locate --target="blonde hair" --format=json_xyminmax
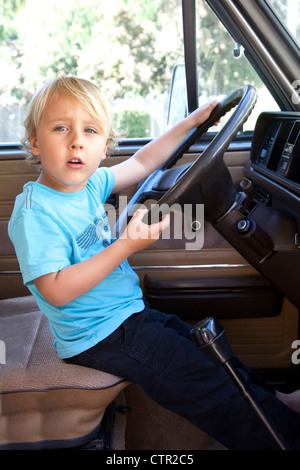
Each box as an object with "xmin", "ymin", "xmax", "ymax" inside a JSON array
[{"xmin": 23, "ymin": 76, "xmax": 123, "ymax": 165}]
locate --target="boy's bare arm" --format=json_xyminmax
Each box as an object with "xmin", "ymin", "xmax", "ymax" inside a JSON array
[
  {"xmin": 111, "ymin": 100, "xmax": 219, "ymax": 193},
  {"xmin": 33, "ymin": 210, "xmax": 170, "ymax": 306}
]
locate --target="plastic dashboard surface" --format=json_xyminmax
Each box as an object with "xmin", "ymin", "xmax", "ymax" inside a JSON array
[
  {"xmin": 227, "ymin": 111, "xmax": 300, "ymax": 308},
  {"xmin": 249, "ymin": 112, "xmax": 300, "ymax": 198}
]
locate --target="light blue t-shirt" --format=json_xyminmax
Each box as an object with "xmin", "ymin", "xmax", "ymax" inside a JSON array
[{"xmin": 8, "ymin": 167, "xmax": 144, "ymax": 358}]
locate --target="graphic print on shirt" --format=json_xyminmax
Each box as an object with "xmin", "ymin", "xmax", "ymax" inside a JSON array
[{"xmin": 76, "ymin": 216, "xmax": 110, "ymax": 249}]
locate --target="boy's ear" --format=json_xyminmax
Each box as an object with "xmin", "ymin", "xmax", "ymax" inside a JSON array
[
  {"xmin": 101, "ymin": 140, "xmax": 109, "ymax": 160},
  {"xmin": 30, "ymin": 135, "xmax": 39, "ymax": 155}
]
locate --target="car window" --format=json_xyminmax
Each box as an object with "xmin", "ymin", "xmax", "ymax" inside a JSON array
[
  {"xmin": 195, "ymin": 1, "xmax": 279, "ymax": 134},
  {"xmin": 0, "ymin": 0, "xmax": 184, "ymax": 143},
  {"xmin": 0, "ymin": 0, "xmax": 296, "ymax": 144}
]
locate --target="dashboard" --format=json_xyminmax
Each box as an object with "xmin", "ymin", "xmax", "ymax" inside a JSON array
[
  {"xmin": 248, "ymin": 112, "xmax": 300, "ymax": 201},
  {"xmin": 216, "ymin": 112, "xmax": 300, "ymax": 308}
]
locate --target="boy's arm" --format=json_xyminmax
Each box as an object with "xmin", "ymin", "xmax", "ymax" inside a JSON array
[
  {"xmin": 111, "ymin": 100, "xmax": 219, "ymax": 193},
  {"xmin": 33, "ymin": 209, "xmax": 169, "ymax": 307}
]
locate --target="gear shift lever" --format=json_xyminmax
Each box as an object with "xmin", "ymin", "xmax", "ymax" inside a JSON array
[{"xmin": 191, "ymin": 317, "xmax": 287, "ymax": 450}]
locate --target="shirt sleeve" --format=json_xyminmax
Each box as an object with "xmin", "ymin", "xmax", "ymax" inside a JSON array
[
  {"xmin": 92, "ymin": 166, "xmax": 116, "ymax": 203},
  {"xmin": 11, "ymin": 209, "xmax": 72, "ymax": 286}
]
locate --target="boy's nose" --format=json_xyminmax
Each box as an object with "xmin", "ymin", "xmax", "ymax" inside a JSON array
[
  {"xmin": 70, "ymin": 133, "xmax": 83, "ymax": 150},
  {"xmin": 71, "ymin": 142, "xmax": 83, "ymax": 150}
]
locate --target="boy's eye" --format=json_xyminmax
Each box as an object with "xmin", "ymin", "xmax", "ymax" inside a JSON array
[
  {"xmin": 54, "ymin": 126, "xmax": 67, "ymax": 131},
  {"xmin": 85, "ymin": 128, "xmax": 97, "ymax": 134}
]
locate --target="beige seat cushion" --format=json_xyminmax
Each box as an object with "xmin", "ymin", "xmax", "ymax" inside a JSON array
[{"xmin": 0, "ymin": 296, "xmax": 128, "ymax": 449}]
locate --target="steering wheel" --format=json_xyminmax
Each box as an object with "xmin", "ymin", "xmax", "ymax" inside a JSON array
[{"xmin": 116, "ymin": 85, "xmax": 257, "ymax": 234}]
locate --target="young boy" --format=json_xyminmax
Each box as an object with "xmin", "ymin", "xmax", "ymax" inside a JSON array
[{"xmin": 8, "ymin": 76, "xmax": 300, "ymax": 450}]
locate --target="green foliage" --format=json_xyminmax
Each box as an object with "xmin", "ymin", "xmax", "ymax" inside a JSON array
[
  {"xmin": 0, "ymin": 0, "xmax": 182, "ymax": 108},
  {"xmin": 0, "ymin": 0, "xmax": 26, "ymax": 20},
  {"xmin": 0, "ymin": 0, "xmax": 274, "ymax": 138},
  {"xmin": 114, "ymin": 109, "xmax": 150, "ymax": 138}
]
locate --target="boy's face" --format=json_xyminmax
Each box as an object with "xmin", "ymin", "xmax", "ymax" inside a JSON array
[{"xmin": 30, "ymin": 93, "xmax": 108, "ymax": 192}]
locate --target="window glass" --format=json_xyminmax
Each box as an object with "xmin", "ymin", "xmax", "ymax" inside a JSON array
[
  {"xmin": 1, "ymin": 0, "xmax": 297, "ymax": 144},
  {"xmin": 195, "ymin": 0, "xmax": 279, "ymax": 133},
  {"xmin": 0, "ymin": 0, "xmax": 184, "ymax": 142}
]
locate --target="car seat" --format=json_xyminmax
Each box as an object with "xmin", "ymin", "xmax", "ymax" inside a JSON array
[{"xmin": 0, "ymin": 295, "xmax": 129, "ymax": 450}]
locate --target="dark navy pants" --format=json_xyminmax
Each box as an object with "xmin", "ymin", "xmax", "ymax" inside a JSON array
[{"xmin": 65, "ymin": 304, "xmax": 300, "ymax": 450}]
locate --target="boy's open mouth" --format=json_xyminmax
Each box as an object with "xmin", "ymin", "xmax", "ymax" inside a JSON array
[{"xmin": 67, "ymin": 158, "xmax": 84, "ymax": 168}]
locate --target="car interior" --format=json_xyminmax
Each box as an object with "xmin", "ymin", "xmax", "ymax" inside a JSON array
[{"xmin": 0, "ymin": 0, "xmax": 300, "ymax": 451}]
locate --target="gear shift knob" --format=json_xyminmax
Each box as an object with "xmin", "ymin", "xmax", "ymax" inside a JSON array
[{"xmin": 191, "ymin": 317, "xmax": 233, "ymax": 365}]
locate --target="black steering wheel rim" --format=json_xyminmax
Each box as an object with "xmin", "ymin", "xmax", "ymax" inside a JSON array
[{"xmin": 116, "ymin": 85, "xmax": 257, "ymax": 233}]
